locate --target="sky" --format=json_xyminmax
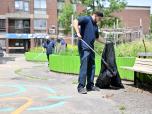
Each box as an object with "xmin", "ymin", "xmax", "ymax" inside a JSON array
[{"xmin": 127, "ymin": 0, "xmax": 152, "ymax": 13}]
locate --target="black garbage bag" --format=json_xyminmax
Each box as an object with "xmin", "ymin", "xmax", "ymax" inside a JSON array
[{"xmin": 95, "ymin": 42, "xmax": 124, "ymax": 89}]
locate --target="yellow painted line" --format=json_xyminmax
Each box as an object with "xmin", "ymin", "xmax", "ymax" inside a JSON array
[{"xmin": 0, "ymin": 97, "xmax": 33, "ymax": 114}]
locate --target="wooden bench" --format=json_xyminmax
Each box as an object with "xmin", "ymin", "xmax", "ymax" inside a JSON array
[
  {"xmin": 138, "ymin": 52, "xmax": 152, "ymax": 58},
  {"xmin": 121, "ymin": 58, "xmax": 152, "ymax": 86}
]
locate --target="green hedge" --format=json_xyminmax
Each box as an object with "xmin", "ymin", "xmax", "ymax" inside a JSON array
[
  {"xmin": 25, "ymin": 52, "xmax": 47, "ymax": 62},
  {"xmin": 49, "ymin": 55, "xmax": 101, "ymax": 76},
  {"xmin": 49, "ymin": 55, "xmax": 135, "ymax": 80},
  {"xmin": 25, "ymin": 52, "xmax": 135, "ymax": 80}
]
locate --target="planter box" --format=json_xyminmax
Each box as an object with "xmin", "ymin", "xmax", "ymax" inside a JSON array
[
  {"xmin": 50, "ymin": 55, "xmax": 135, "ymax": 80},
  {"xmin": 25, "ymin": 52, "xmax": 47, "ymax": 62},
  {"xmin": 25, "ymin": 52, "xmax": 136, "ymax": 80}
]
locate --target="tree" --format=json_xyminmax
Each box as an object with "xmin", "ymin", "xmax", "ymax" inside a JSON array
[
  {"xmin": 79, "ymin": 0, "xmax": 127, "ymax": 27},
  {"xmin": 58, "ymin": 3, "xmax": 74, "ymax": 35}
]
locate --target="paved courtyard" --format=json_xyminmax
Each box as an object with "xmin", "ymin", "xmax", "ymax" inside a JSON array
[{"xmin": 0, "ymin": 54, "xmax": 152, "ymax": 114}]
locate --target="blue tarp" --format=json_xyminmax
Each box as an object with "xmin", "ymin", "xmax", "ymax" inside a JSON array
[
  {"xmin": 6, "ymin": 33, "xmax": 49, "ymax": 39},
  {"xmin": 6, "ymin": 33, "xmax": 29, "ymax": 39}
]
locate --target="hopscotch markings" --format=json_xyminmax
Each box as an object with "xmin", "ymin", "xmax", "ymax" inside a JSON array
[
  {"xmin": 0, "ymin": 97, "xmax": 33, "ymax": 114},
  {"xmin": 27, "ymin": 101, "xmax": 65, "ymax": 111},
  {"xmin": 0, "ymin": 84, "xmax": 71, "ymax": 112},
  {"xmin": 0, "ymin": 85, "xmax": 26, "ymax": 97}
]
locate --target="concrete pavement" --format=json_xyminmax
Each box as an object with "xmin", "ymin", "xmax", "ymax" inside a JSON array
[{"xmin": 0, "ymin": 54, "xmax": 152, "ymax": 114}]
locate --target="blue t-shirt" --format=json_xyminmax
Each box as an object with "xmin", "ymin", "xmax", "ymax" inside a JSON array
[{"xmin": 78, "ymin": 16, "xmax": 99, "ymax": 50}]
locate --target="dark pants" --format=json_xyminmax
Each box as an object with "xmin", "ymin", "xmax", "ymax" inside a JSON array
[
  {"xmin": 78, "ymin": 49, "xmax": 95, "ymax": 89},
  {"xmin": 46, "ymin": 54, "xmax": 50, "ymax": 66},
  {"xmin": 47, "ymin": 54, "xmax": 50, "ymax": 62}
]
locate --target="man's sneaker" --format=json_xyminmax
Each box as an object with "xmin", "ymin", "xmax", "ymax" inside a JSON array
[
  {"xmin": 87, "ymin": 86, "xmax": 100, "ymax": 91},
  {"xmin": 78, "ymin": 88, "xmax": 87, "ymax": 94}
]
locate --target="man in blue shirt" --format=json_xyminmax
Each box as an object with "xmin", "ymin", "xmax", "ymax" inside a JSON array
[{"xmin": 74, "ymin": 11, "xmax": 104, "ymax": 94}]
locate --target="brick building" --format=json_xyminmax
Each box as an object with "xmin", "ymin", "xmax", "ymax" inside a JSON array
[
  {"xmin": 0, "ymin": 0, "xmax": 57, "ymax": 53},
  {"xmin": 113, "ymin": 6, "xmax": 151, "ymax": 34}
]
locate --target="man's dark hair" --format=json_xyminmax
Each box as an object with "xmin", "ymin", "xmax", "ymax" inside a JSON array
[{"xmin": 93, "ymin": 11, "xmax": 104, "ymax": 17}]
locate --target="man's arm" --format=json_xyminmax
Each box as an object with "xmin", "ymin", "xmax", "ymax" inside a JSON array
[
  {"xmin": 95, "ymin": 27, "xmax": 105, "ymax": 44},
  {"xmin": 73, "ymin": 19, "xmax": 81, "ymax": 39}
]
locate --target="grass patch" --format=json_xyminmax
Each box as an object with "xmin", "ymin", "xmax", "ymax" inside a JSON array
[
  {"xmin": 119, "ymin": 105, "xmax": 126, "ymax": 111},
  {"xmin": 72, "ymin": 80, "xmax": 78, "ymax": 84},
  {"xmin": 14, "ymin": 69, "xmax": 22, "ymax": 75},
  {"xmin": 119, "ymin": 105, "xmax": 126, "ymax": 114}
]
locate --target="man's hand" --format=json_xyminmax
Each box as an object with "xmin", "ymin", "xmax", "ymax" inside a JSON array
[{"xmin": 77, "ymin": 33, "xmax": 82, "ymax": 40}]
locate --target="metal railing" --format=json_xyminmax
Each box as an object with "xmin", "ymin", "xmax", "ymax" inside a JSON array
[{"xmin": 8, "ymin": 26, "xmax": 30, "ymax": 33}]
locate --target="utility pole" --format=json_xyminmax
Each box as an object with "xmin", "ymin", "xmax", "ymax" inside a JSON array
[{"xmin": 71, "ymin": 14, "xmax": 74, "ymax": 46}]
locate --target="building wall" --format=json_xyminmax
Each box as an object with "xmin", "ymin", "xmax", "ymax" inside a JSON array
[
  {"xmin": 0, "ymin": 0, "xmax": 12, "ymax": 14},
  {"xmin": 47, "ymin": 0, "xmax": 58, "ymax": 33},
  {"xmin": 0, "ymin": 0, "xmax": 58, "ymax": 33},
  {"xmin": 0, "ymin": 0, "xmax": 58, "ymax": 53},
  {"xmin": 113, "ymin": 6, "xmax": 151, "ymax": 34}
]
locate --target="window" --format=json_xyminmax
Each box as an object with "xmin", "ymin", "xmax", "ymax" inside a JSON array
[
  {"xmin": 34, "ymin": 9, "xmax": 46, "ymax": 15},
  {"xmin": 23, "ymin": 21, "xmax": 30, "ymax": 28},
  {"xmin": 15, "ymin": 1, "xmax": 23, "ymax": 10},
  {"xmin": 41, "ymin": 0, "xmax": 46, "ymax": 8},
  {"xmin": 34, "ymin": 0, "xmax": 46, "ymax": 9},
  {"xmin": 34, "ymin": 0, "xmax": 40, "ymax": 8},
  {"xmin": 15, "ymin": 0, "xmax": 29, "ymax": 12},
  {"xmin": 15, "ymin": 20, "xmax": 23, "ymax": 29},
  {"xmin": 8, "ymin": 19, "xmax": 30, "ymax": 33},
  {"xmin": 0, "ymin": 19, "xmax": 6, "ymax": 32},
  {"xmin": 24, "ymin": 2, "xmax": 29, "ymax": 11},
  {"xmin": 34, "ymin": 19, "xmax": 47, "ymax": 29},
  {"xmin": 34, "ymin": 0, "xmax": 46, "ymax": 14}
]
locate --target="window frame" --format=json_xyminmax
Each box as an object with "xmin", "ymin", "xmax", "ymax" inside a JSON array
[
  {"xmin": 34, "ymin": 19, "xmax": 47, "ymax": 30},
  {"xmin": 34, "ymin": 0, "xmax": 46, "ymax": 14},
  {"xmin": 0, "ymin": 19, "xmax": 6, "ymax": 32},
  {"xmin": 15, "ymin": 0, "xmax": 30, "ymax": 12}
]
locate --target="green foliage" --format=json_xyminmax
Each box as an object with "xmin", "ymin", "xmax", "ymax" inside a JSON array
[
  {"xmin": 145, "ymin": 34, "xmax": 152, "ymax": 39},
  {"xmin": 57, "ymin": 44, "xmax": 79, "ymax": 56},
  {"xmin": 115, "ymin": 40, "xmax": 152, "ymax": 57},
  {"xmin": 30, "ymin": 47, "xmax": 44, "ymax": 53},
  {"xmin": 30, "ymin": 44, "xmax": 79, "ymax": 56},
  {"xmin": 58, "ymin": 3, "xmax": 74, "ymax": 34},
  {"xmin": 94, "ymin": 40, "xmax": 152, "ymax": 57},
  {"xmin": 80, "ymin": 0, "xmax": 92, "ymax": 5},
  {"xmin": 94, "ymin": 41, "xmax": 104, "ymax": 56},
  {"xmin": 108, "ymin": 0, "xmax": 126, "ymax": 12},
  {"xmin": 29, "ymin": 40, "xmax": 152, "ymax": 57},
  {"xmin": 79, "ymin": 0, "xmax": 127, "ymax": 27}
]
